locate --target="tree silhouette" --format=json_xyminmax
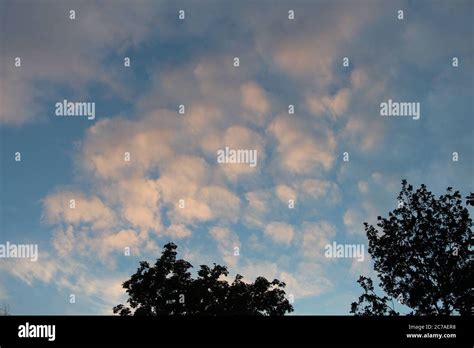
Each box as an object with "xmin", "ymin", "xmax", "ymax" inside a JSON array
[
  {"xmin": 466, "ymin": 192, "xmax": 474, "ymax": 206},
  {"xmin": 351, "ymin": 180, "xmax": 473, "ymax": 315},
  {"xmin": 114, "ymin": 242, "xmax": 293, "ymax": 315}
]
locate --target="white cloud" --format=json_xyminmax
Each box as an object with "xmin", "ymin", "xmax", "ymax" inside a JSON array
[
  {"xmin": 264, "ymin": 222, "xmax": 295, "ymax": 245},
  {"xmin": 168, "ymin": 197, "xmax": 213, "ymax": 224},
  {"xmin": 165, "ymin": 224, "xmax": 192, "ymax": 239},
  {"xmin": 300, "ymin": 221, "xmax": 337, "ymax": 259},
  {"xmin": 343, "ymin": 209, "xmax": 365, "ymax": 235},
  {"xmin": 217, "ymin": 126, "xmax": 265, "ymax": 180},
  {"xmin": 342, "ymin": 116, "xmax": 383, "ymax": 152},
  {"xmin": 306, "ymin": 88, "xmax": 351, "ymax": 118},
  {"xmin": 268, "ymin": 115, "xmax": 336, "ymax": 174},
  {"xmin": 243, "ymin": 190, "xmax": 273, "ymax": 228},
  {"xmin": 199, "ymin": 186, "xmax": 241, "ymax": 223},
  {"xmin": 296, "ymin": 179, "xmax": 341, "ymax": 204},
  {"xmin": 275, "ymin": 185, "xmax": 296, "ymax": 204},
  {"xmin": 42, "ymin": 191, "xmax": 116, "ymax": 231},
  {"xmin": 209, "ymin": 226, "xmax": 241, "ymax": 268},
  {"xmin": 236, "ymin": 260, "xmax": 332, "ymax": 299},
  {"xmin": 281, "ymin": 262, "xmax": 332, "ymax": 299},
  {"xmin": 98, "ymin": 229, "xmax": 140, "ymax": 256},
  {"xmin": 0, "ymin": 252, "xmax": 60, "ymax": 286},
  {"xmin": 52, "ymin": 226, "xmax": 76, "ymax": 257},
  {"xmin": 103, "ymin": 178, "xmax": 162, "ymax": 231},
  {"xmin": 236, "ymin": 261, "xmax": 279, "ymax": 283},
  {"xmin": 0, "ymin": 249, "xmax": 127, "ymax": 313},
  {"xmin": 240, "ymin": 81, "xmax": 270, "ymax": 125}
]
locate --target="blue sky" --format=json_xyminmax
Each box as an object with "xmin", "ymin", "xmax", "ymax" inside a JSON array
[{"xmin": 0, "ymin": 0, "xmax": 472, "ymax": 315}]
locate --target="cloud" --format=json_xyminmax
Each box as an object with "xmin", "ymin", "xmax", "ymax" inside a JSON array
[
  {"xmin": 0, "ymin": 1, "xmax": 160, "ymax": 125},
  {"xmin": 306, "ymin": 88, "xmax": 351, "ymax": 118},
  {"xmin": 52, "ymin": 226, "xmax": 76, "ymax": 257},
  {"xmin": 296, "ymin": 179, "xmax": 341, "ymax": 204},
  {"xmin": 342, "ymin": 115, "xmax": 383, "ymax": 152},
  {"xmin": 79, "ymin": 115, "xmax": 178, "ymax": 180},
  {"xmin": 98, "ymin": 229, "xmax": 140, "ymax": 256},
  {"xmin": 167, "ymin": 185, "xmax": 241, "ymax": 225},
  {"xmin": 199, "ymin": 186, "xmax": 241, "ymax": 223},
  {"xmin": 268, "ymin": 115, "xmax": 336, "ymax": 174},
  {"xmin": 209, "ymin": 226, "xmax": 241, "ymax": 268},
  {"xmin": 245, "ymin": 190, "xmax": 271, "ymax": 214},
  {"xmin": 343, "ymin": 209, "xmax": 366, "ymax": 235},
  {"xmin": 42, "ymin": 191, "xmax": 116, "ymax": 230},
  {"xmin": 168, "ymin": 197, "xmax": 213, "ymax": 224},
  {"xmin": 0, "ymin": 251, "xmax": 61, "ymax": 286},
  {"xmin": 240, "ymin": 81, "xmax": 270, "ymax": 125},
  {"xmin": 157, "ymin": 155, "xmax": 211, "ymax": 203},
  {"xmin": 243, "ymin": 190, "xmax": 273, "ymax": 228},
  {"xmin": 5, "ymin": 0, "xmax": 470, "ymax": 316},
  {"xmin": 272, "ymin": 179, "xmax": 341, "ymax": 212},
  {"xmin": 214, "ymin": 126, "xmax": 265, "ymax": 180},
  {"xmin": 50, "ymin": 225, "xmax": 145, "ymax": 267},
  {"xmin": 264, "ymin": 222, "xmax": 295, "ymax": 245},
  {"xmin": 56, "ymin": 273, "xmax": 127, "ymax": 315},
  {"xmin": 164, "ymin": 224, "xmax": 192, "ymax": 239},
  {"xmin": 236, "ymin": 260, "xmax": 332, "ymax": 299},
  {"xmin": 300, "ymin": 221, "xmax": 337, "ymax": 259},
  {"xmin": 254, "ymin": 1, "xmax": 375, "ymax": 86},
  {"xmin": 236, "ymin": 261, "xmax": 279, "ymax": 283},
  {"xmin": 0, "ymin": 247, "xmax": 128, "ymax": 313},
  {"xmin": 275, "ymin": 185, "xmax": 296, "ymax": 204},
  {"xmin": 280, "ymin": 262, "xmax": 332, "ymax": 299},
  {"xmin": 102, "ymin": 177, "xmax": 162, "ymax": 231}
]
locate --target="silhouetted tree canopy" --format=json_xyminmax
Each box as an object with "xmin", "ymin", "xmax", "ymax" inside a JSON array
[
  {"xmin": 351, "ymin": 180, "xmax": 473, "ymax": 315},
  {"xmin": 467, "ymin": 192, "xmax": 474, "ymax": 206},
  {"xmin": 114, "ymin": 243, "xmax": 293, "ymax": 316}
]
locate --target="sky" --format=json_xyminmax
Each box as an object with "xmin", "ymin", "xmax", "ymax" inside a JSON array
[{"xmin": 0, "ymin": 0, "xmax": 472, "ymax": 315}]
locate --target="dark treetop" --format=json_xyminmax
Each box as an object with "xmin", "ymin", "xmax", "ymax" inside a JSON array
[
  {"xmin": 114, "ymin": 242, "xmax": 293, "ymax": 316},
  {"xmin": 351, "ymin": 180, "xmax": 473, "ymax": 315}
]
